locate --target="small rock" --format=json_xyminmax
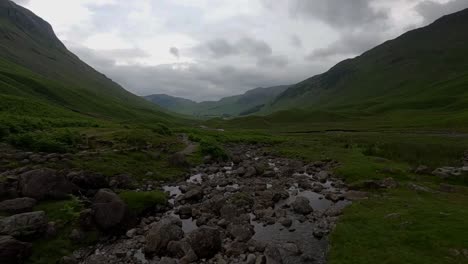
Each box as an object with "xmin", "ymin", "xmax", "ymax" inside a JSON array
[
  {"xmin": 279, "ymin": 218, "xmax": 292, "ymax": 228},
  {"xmin": 291, "ymin": 196, "xmax": 313, "ymax": 215}
]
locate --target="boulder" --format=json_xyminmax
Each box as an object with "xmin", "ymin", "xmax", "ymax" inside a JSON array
[
  {"xmin": 228, "ymin": 224, "xmax": 254, "ymax": 242},
  {"xmin": 291, "ymin": 196, "xmax": 313, "ymax": 215},
  {"xmin": 187, "ymin": 227, "xmax": 222, "ymax": 259},
  {"xmin": 19, "ymin": 169, "xmax": 76, "ymax": 200},
  {"xmin": 316, "ymin": 171, "xmax": 329, "ymax": 182},
  {"xmin": 177, "ymin": 206, "xmax": 193, "ymax": 219},
  {"xmin": 67, "ymin": 171, "xmax": 108, "ymax": 190},
  {"xmin": 92, "ymin": 189, "xmax": 129, "ymax": 232},
  {"xmin": 0, "ymin": 198, "xmax": 36, "ymax": 214},
  {"xmin": 109, "ymin": 174, "xmax": 134, "ymax": 189},
  {"xmin": 0, "ymin": 211, "xmax": 48, "ymax": 238},
  {"xmin": 264, "ymin": 244, "xmax": 283, "ymax": 264},
  {"xmin": 244, "ymin": 167, "xmax": 257, "ymax": 178},
  {"xmin": 145, "ymin": 216, "xmax": 184, "ymax": 255},
  {"xmin": 0, "ymin": 235, "xmax": 32, "ymax": 264},
  {"xmin": 181, "ymin": 187, "xmax": 203, "ymax": 202},
  {"xmin": 279, "ymin": 217, "xmax": 293, "ymax": 228}
]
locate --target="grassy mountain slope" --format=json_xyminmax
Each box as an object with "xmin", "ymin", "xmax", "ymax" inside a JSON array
[
  {"xmin": 0, "ymin": 0, "xmax": 174, "ymax": 124},
  {"xmin": 263, "ymin": 8, "xmax": 468, "ymax": 119},
  {"xmin": 144, "ymin": 85, "xmax": 289, "ymax": 117}
]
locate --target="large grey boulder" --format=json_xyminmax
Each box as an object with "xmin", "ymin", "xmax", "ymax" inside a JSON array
[
  {"xmin": 187, "ymin": 227, "xmax": 222, "ymax": 259},
  {"xmin": 19, "ymin": 169, "xmax": 76, "ymax": 200},
  {"xmin": 0, "ymin": 235, "xmax": 32, "ymax": 264},
  {"xmin": 145, "ymin": 216, "xmax": 184, "ymax": 255},
  {"xmin": 0, "ymin": 198, "xmax": 37, "ymax": 214},
  {"xmin": 92, "ymin": 189, "xmax": 128, "ymax": 232},
  {"xmin": 291, "ymin": 196, "xmax": 313, "ymax": 215},
  {"xmin": 0, "ymin": 211, "xmax": 48, "ymax": 238}
]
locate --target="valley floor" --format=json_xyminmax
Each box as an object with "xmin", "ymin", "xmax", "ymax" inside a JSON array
[{"xmin": 0, "ymin": 127, "xmax": 467, "ymax": 264}]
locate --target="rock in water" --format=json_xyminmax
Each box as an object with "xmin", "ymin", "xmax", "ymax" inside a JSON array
[
  {"xmin": 187, "ymin": 227, "xmax": 222, "ymax": 259},
  {"xmin": 0, "ymin": 197, "xmax": 37, "ymax": 214},
  {"xmin": 228, "ymin": 224, "xmax": 254, "ymax": 242},
  {"xmin": 291, "ymin": 196, "xmax": 313, "ymax": 215},
  {"xmin": 145, "ymin": 216, "xmax": 184, "ymax": 255},
  {"xmin": 0, "ymin": 211, "xmax": 48, "ymax": 238},
  {"xmin": 0, "ymin": 235, "xmax": 32, "ymax": 264},
  {"xmin": 19, "ymin": 169, "xmax": 76, "ymax": 200}
]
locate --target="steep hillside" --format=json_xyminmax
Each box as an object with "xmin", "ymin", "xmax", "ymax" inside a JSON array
[
  {"xmin": 145, "ymin": 85, "xmax": 289, "ymax": 117},
  {"xmin": 0, "ymin": 0, "xmax": 173, "ymax": 123},
  {"xmin": 267, "ymin": 8, "xmax": 468, "ymax": 115}
]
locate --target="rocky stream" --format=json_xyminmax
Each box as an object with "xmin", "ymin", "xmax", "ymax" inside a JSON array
[{"xmin": 72, "ymin": 143, "xmax": 365, "ymax": 264}]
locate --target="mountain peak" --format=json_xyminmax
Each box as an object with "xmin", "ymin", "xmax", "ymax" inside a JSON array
[{"xmin": 0, "ymin": 0, "xmax": 64, "ymax": 49}]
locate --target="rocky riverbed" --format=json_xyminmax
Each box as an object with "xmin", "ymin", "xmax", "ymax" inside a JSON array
[{"xmin": 74, "ymin": 144, "xmax": 360, "ymax": 264}]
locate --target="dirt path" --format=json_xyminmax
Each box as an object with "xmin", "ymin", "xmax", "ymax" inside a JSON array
[{"xmin": 178, "ymin": 133, "xmax": 199, "ymax": 155}]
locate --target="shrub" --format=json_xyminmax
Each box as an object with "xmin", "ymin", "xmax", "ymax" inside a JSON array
[
  {"xmin": 199, "ymin": 138, "xmax": 228, "ymax": 161},
  {"xmin": 7, "ymin": 129, "xmax": 82, "ymax": 153},
  {"xmin": 152, "ymin": 123, "xmax": 172, "ymax": 136}
]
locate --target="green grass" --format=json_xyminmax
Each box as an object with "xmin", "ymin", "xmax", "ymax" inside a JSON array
[
  {"xmin": 269, "ymin": 132, "xmax": 468, "ymax": 184},
  {"xmin": 119, "ymin": 191, "xmax": 167, "ymax": 215},
  {"xmin": 29, "ymin": 198, "xmax": 99, "ymax": 264},
  {"xmin": 262, "ymin": 131, "xmax": 468, "ymax": 263},
  {"xmin": 329, "ymin": 187, "xmax": 468, "ymax": 264}
]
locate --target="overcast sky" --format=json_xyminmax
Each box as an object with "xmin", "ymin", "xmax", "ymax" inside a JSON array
[{"xmin": 12, "ymin": 0, "xmax": 468, "ymax": 101}]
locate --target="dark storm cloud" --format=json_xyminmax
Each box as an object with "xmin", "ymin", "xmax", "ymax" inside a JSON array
[
  {"xmin": 204, "ymin": 37, "xmax": 272, "ymax": 58},
  {"xmin": 265, "ymin": 0, "xmax": 389, "ymax": 28},
  {"xmin": 169, "ymin": 47, "xmax": 180, "ymax": 58},
  {"xmin": 416, "ymin": 0, "xmax": 468, "ymax": 24}
]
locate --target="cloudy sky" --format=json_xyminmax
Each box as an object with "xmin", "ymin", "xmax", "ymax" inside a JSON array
[{"xmin": 12, "ymin": 0, "xmax": 468, "ymax": 101}]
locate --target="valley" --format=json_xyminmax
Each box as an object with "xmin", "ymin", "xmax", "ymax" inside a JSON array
[{"xmin": 0, "ymin": 1, "xmax": 467, "ymax": 264}]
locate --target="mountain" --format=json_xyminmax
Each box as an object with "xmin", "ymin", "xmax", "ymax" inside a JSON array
[
  {"xmin": 262, "ymin": 8, "xmax": 468, "ymax": 119},
  {"xmin": 144, "ymin": 85, "xmax": 289, "ymax": 117},
  {"xmin": 0, "ymin": 0, "xmax": 174, "ymax": 123}
]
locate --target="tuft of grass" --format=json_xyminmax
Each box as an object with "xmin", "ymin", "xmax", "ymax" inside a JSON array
[{"xmin": 119, "ymin": 191, "xmax": 167, "ymax": 215}]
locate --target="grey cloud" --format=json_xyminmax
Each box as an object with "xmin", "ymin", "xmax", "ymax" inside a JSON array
[
  {"xmin": 416, "ymin": 0, "xmax": 468, "ymax": 24},
  {"xmin": 11, "ymin": 0, "xmax": 30, "ymax": 5},
  {"xmin": 257, "ymin": 55, "xmax": 289, "ymax": 68},
  {"xmin": 70, "ymin": 45, "xmax": 322, "ymax": 101},
  {"xmin": 306, "ymin": 31, "xmax": 383, "ymax": 60},
  {"xmin": 100, "ymin": 48, "xmax": 150, "ymax": 59},
  {"xmin": 169, "ymin": 47, "xmax": 180, "ymax": 58},
  {"xmin": 285, "ymin": 0, "xmax": 388, "ymax": 28},
  {"xmin": 290, "ymin": 34, "xmax": 302, "ymax": 48},
  {"xmin": 67, "ymin": 44, "xmax": 149, "ymax": 66},
  {"xmin": 205, "ymin": 37, "xmax": 272, "ymax": 58},
  {"xmin": 206, "ymin": 39, "xmax": 238, "ymax": 58}
]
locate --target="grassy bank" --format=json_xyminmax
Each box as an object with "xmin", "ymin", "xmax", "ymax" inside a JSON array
[{"xmin": 263, "ymin": 131, "xmax": 468, "ymax": 263}]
